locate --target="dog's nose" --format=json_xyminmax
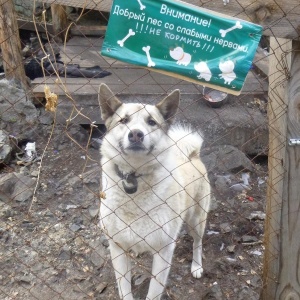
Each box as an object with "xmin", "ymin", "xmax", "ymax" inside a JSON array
[{"xmin": 128, "ymin": 129, "xmax": 144, "ymax": 143}]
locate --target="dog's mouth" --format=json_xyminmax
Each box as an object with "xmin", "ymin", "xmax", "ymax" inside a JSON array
[
  {"xmin": 119, "ymin": 141, "xmax": 145, "ymax": 153},
  {"xmin": 119, "ymin": 141, "xmax": 154, "ymax": 155},
  {"xmin": 127, "ymin": 143, "xmax": 146, "ymax": 151}
]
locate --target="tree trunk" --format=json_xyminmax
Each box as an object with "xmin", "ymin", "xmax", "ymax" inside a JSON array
[{"xmin": 0, "ymin": 0, "xmax": 29, "ymax": 90}]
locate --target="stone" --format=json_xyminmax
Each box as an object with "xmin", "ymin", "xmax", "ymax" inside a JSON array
[
  {"xmin": 89, "ymin": 239, "xmax": 106, "ymax": 268},
  {"xmin": 69, "ymin": 223, "xmax": 81, "ymax": 232},
  {"xmin": 14, "ymin": 0, "xmax": 45, "ymax": 18},
  {"xmin": 247, "ymin": 211, "xmax": 266, "ymax": 221},
  {"xmin": 241, "ymin": 201, "xmax": 259, "ymax": 210},
  {"xmin": 0, "ymin": 130, "xmax": 12, "ymax": 163},
  {"xmin": 209, "ymin": 195, "xmax": 219, "ymax": 211},
  {"xmin": 250, "ymin": 250, "xmax": 263, "ymax": 256},
  {"xmin": 227, "ymin": 245, "xmax": 236, "ymax": 253},
  {"xmin": 250, "ymin": 275, "xmax": 262, "ymax": 288},
  {"xmin": 58, "ymin": 247, "xmax": 72, "ymax": 260},
  {"xmin": 133, "ymin": 274, "xmax": 149, "ymax": 286},
  {"xmin": 88, "ymin": 204, "xmax": 99, "ymax": 218},
  {"xmin": 100, "ymin": 235, "xmax": 109, "ymax": 248},
  {"xmin": 241, "ymin": 235, "xmax": 259, "ymax": 243},
  {"xmin": 30, "ymin": 170, "xmax": 39, "ymax": 177},
  {"xmin": 0, "ymin": 172, "xmax": 35, "ymax": 202},
  {"xmin": 237, "ymin": 286, "xmax": 259, "ymax": 300},
  {"xmin": 132, "ymin": 274, "xmax": 150, "ymax": 300},
  {"xmin": 202, "ymin": 283, "xmax": 224, "ymax": 300},
  {"xmin": 90, "ymin": 249, "xmax": 105, "ymax": 268},
  {"xmin": 0, "ymin": 80, "xmax": 38, "ymax": 144},
  {"xmin": 220, "ymin": 223, "xmax": 232, "ymax": 233},
  {"xmin": 230, "ymin": 183, "xmax": 251, "ymax": 192},
  {"xmin": 38, "ymin": 108, "xmax": 54, "ymax": 125},
  {"xmin": 215, "ymin": 256, "xmax": 241, "ymax": 270},
  {"xmin": 58, "ymin": 167, "xmax": 100, "ymax": 190},
  {"xmin": 68, "ymin": 125, "xmax": 89, "ymax": 146},
  {"xmin": 19, "ymin": 166, "xmax": 30, "ymax": 175},
  {"xmin": 0, "ymin": 79, "xmax": 38, "ymax": 125},
  {"xmin": 82, "ymin": 167, "xmax": 100, "ymax": 186},
  {"xmin": 90, "ymin": 138, "xmax": 102, "ymax": 150},
  {"xmin": 95, "ymin": 282, "xmax": 107, "ymax": 294},
  {"xmin": 202, "ymin": 145, "xmax": 253, "ymax": 174},
  {"xmin": 191, "ymin": 96, "xmax": 268, "ymax": 156},
  {"xmin": 214, "ymin": 175, "xmax": 232, "ymax": 194},
  {"xmin": 74, "ymin": 236, "xmax": 84, "ymax": 247},
  {"xmin": 16, "ymin": 274, "xmax": 32, "ymax": 284}
]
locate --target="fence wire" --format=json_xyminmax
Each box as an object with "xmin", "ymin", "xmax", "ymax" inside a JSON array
[{"xmin": 0, "ymin": 0, "xmax": 299, "ymax": 299}]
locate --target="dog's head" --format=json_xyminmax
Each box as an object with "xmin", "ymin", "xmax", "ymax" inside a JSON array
[
  {"xmin": 170, "ymin": 47, "xmax": 184, "ymax": 60},
  {"xmin": 98, "ymin": 84, "xmax": 180, "ymax": 163}
]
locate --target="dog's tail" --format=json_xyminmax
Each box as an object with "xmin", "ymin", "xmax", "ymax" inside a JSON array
[{"xmin": 168, "ymin": 125, "xmax": 203, "ymax": 160}]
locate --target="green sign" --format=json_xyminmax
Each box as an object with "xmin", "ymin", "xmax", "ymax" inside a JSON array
[{"xmin": 101, "ymin": 0, "xmax": 262, "ymax": 95}]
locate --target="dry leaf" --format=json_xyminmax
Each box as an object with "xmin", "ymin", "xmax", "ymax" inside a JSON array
[
  {"xmin": 44, "ymin": 85, "xmax": 58, "ymax": 112},
  {"xmin": 100, "ymin": 191, "xmax": 106, "ymax": 199}
]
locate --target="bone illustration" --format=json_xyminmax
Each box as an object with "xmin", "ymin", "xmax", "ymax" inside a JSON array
[
  {"xmin": 117, "ymin": 29, "xmax": 135, "ymax": 47},
  {"xmin": 219, "ymin": 60, "xmax": 236, "ymax": 85},
  {"xmin": 142, "ymin": 46, "xmax": 155, "ymax": 67},
  {"xmin": 194, "ymin": 61, "xmax": 212, "ymax": 81},
  {"xmin": 137, "ymin": 0, "xmax": 146, "ymax": 10},
  {"xmin": 219, "ymin": 21, "xmax": 242, "ymax": 38},
  {"xmin": 170, "ymin": 47, "xmax": 191, "ymax": 66}
]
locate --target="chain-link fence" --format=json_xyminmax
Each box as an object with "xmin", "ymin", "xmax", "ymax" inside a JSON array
[{"xmin": 0, "ymin": 0, "xmax": 299, "ymax": 299}]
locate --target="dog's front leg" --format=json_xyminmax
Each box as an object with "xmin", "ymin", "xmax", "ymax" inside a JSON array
[
  {"xmin": 146, "ymin": 243, "xmax": 176, "ymax": 300},
  {"xmin": 110, "ymin": 241, "xmax": 133, "ymax": 300}
]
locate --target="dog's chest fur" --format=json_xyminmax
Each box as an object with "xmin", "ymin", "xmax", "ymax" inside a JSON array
[{"xmin": 100, "ymin": 156, "xmax": 195, "ymax": 253}]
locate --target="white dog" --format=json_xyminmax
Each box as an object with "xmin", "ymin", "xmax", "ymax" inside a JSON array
[
  {"xmin": 194, "ymin": 61, "xmax": 212, "ymax": 81},
  {"xmin": 219, "ymin": 60, "xmax": 236, "ymax": 85},
  {"xmin": 98, "ymin": 83, "xmax": 211, "ymax": 300},
  {"xmin": 170, "ymin": 46, "xmax": 191, "ymax": 66}
]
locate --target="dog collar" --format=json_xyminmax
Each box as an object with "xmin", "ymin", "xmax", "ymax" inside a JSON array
[
  {"xmin": 114, "ymin": 164, "xmax": 141, "ymax": 194},
  {"xmin": 179, "ymin": 52, "xmax": 185, "ymax": 61}
]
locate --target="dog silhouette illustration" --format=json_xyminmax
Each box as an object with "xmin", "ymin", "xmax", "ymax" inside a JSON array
[
  {"xmin": 194, "ymin": 61, "xmax": 212, "ymax": 81},
  {"xmin": 219, "ymin": 60, "xmax": 236, "ymax": 85},
  {"xmin": 170, "ymin": 47, "xmax": 191, "ymax": 66}
]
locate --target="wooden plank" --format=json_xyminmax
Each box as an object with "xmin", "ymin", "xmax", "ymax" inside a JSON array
[
  {"xmin": 275, "ymin": 41, "xmax": 300, "ymax": 299},
  {"xmin": 253, "ymin": 47, "xmax": 269, "ymax": 79},
  {"xmin": 39, "ymin": 0, "xmax": 300, "ymax": 39},
  {"xmin": 31, "ymin": 68, "xmax": 267, "ymax": 98},
  {"xmin": 17, "ymin": 19, "xmax": 105, "ymax": 37},
  {"xmin": 40, "ymin": 0, "xmax": 110, "ymax": 11},
  {"xmin": 17, "ymin": 19, "xmax": 54, "ymax": 34},
  {"xmin": 70, "ymin": 25, "xmax": 106, "ymax": 36},
  {"xmin": 179, "ymin": 0, "xmax": 300, "ymax": 39},
  {"xmin": 31, "ymin": 68, "xmax": 266, "ymax": 89},
  {"xmin": 51, "ymin": 4, "xmax": 69, "ymax": 42},
  {"xmin": 261, "ymin": 37, "xmax": 292, "ymax": 299}
]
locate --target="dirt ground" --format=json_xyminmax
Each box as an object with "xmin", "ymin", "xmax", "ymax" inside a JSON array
[{"xmin": 0, "ymin": 113, "xmax": 267, "ymax": 300}]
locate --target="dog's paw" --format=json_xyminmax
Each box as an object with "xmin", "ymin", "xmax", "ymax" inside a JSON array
[{"xmin": 191, "ymin": 263, "xmax": 203, "ymax": 279}]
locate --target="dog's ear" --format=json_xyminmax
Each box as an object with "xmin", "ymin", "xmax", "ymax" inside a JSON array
[
  {"xmin": 156, "ymin": 89, "xmax": 180, "ymax": 123},
  {"xmin": 98, "ymin": 83, "xmax": 122, "ymax": 121}
]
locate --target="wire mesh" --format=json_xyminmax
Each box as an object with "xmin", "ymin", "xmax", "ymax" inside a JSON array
[{"xmin": 0, "ymin": 0, "xmax": 299, "ymax": 299}]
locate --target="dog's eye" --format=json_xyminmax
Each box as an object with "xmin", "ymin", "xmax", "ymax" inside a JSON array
[
  {"xmin": 120, "ymin": 117, "xmax": 129, "ymax": 124},
  {"xmin": 147, "ymin": 119, "xmax": 157, "ymax": 126}
]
